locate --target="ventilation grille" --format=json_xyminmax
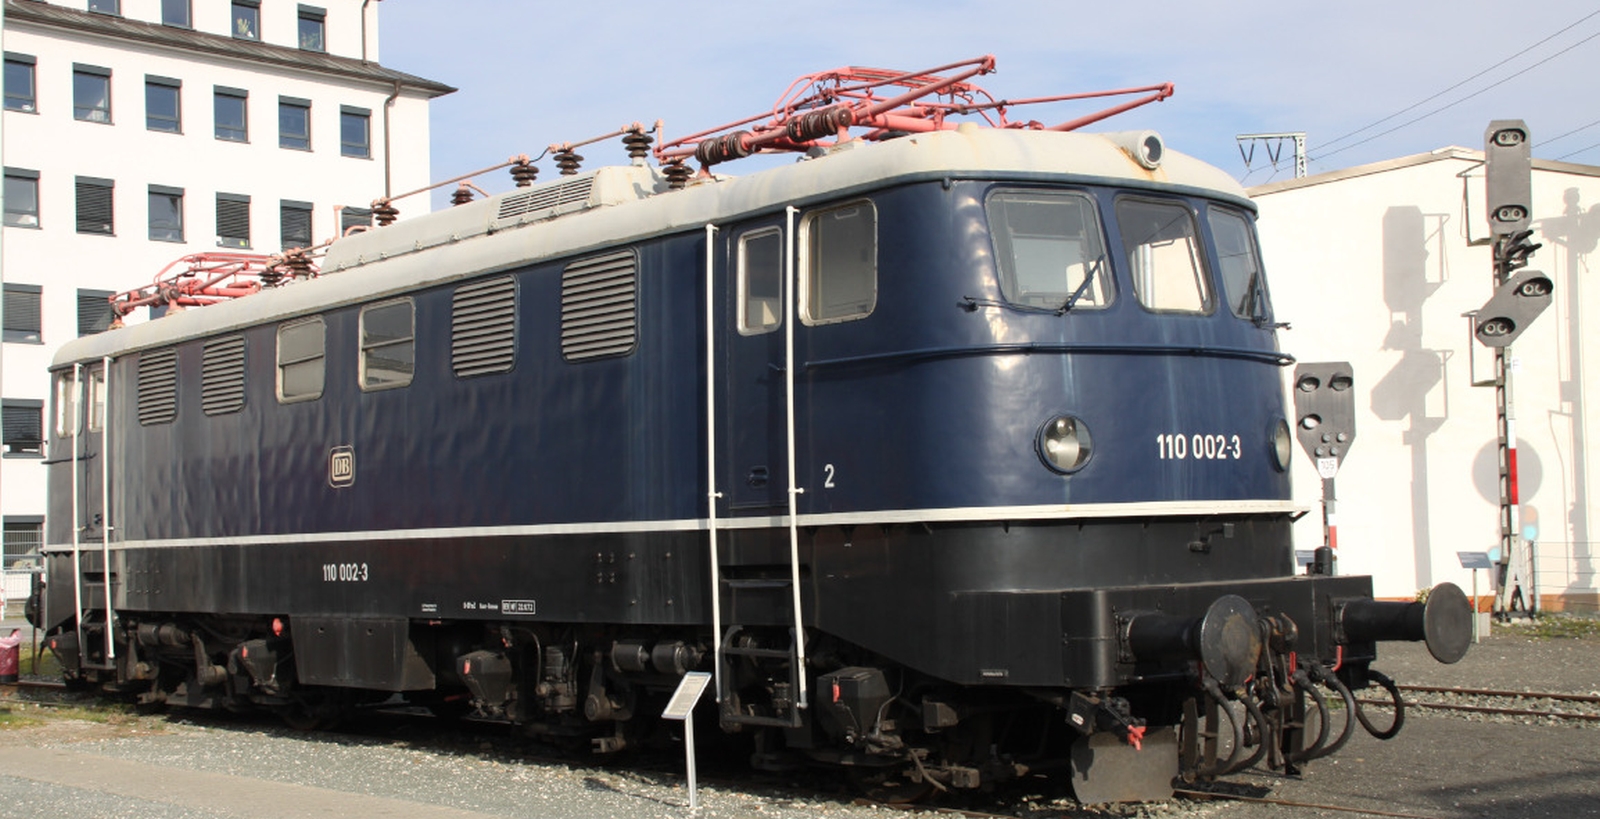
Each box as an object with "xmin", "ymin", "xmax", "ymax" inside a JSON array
[
  {"xmin": 137, "ymin": 348, "xmax": 178, "ymax": 425},
  {"xmin": 452, "ymin": 276, "xmax": 516, "ymax": 377},
  {"xmin": 201, "ymin": 337, "xmax": 246, "ymax": 415},
  {"xmin": 496, "ymin": 176, "xmax": 595, "ymax": 222},
  {"xmin": 561, "ymin": 251, "xmax": 637, "ymax": 361}
]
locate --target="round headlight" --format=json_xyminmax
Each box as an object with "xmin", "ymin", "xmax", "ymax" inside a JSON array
[
  {"xmin": 1039, "ymin": 415, "xmax": 1093, "ymax": 473},
  {"xmin": 1272, "ymin": 419, "xmax": 1293, "ymax": 471}
]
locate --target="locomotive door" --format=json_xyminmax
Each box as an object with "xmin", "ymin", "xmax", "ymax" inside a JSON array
[
  {"xmin": 65, "ymin": 361, "xmax": 110, "ymax": 547},
  {"xmin": 720, "ymin": 222, "xmax": 790, "ymax": 515}
]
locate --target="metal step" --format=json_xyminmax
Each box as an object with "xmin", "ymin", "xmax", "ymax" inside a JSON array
[{"xmin": 715, "ymin": 624, "xmax": 805, "ymax": 729}]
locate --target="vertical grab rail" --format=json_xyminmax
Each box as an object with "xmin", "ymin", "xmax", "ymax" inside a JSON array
[
  {"xmin": 99, "ymin": 357, "xmax": 115, "ymax": 663},
  {"xmin": 783, "ymin": 205, "xmax": 808, "ymax": 710},
  {"xmin": 69, "ymin": 364, "xmax": 84, "ymax": 659},
  {"xmin": 703, "ymin": 224, "xmax": 725, "ymax": 702}
]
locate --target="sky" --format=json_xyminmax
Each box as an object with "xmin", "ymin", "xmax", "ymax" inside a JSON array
[{"xmin": 378, "ymin": 1, "xmax": 1600, "ymax": 205}]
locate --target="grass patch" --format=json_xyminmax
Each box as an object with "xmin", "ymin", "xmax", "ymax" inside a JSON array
[
  {"xmin": 0, "ymin": 708, "xmax": 45, "ymax": 730},
  {"xmin": 1499, "ymin": 612, "xmax": 1600, "ymax": 640}
]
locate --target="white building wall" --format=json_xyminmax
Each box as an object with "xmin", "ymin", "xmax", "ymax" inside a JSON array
[
  {"xmin": 1, "ymin": 0, "xmax": 447, "ymax": 588},
  {"xmin": 1252, "ymin": 150, "xmax": 1600, "ymax": 605}
]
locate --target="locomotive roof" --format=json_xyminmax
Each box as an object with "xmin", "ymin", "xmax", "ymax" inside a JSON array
[{"xmin": 54, "ymin": 126, "xmax": 1251, "ymax": 368}]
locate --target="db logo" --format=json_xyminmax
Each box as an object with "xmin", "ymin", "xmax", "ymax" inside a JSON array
[{"xmin": 329, "ymin": 446, "xmax": 355, "ymax": 488}]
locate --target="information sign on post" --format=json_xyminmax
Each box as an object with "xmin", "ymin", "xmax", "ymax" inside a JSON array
[{"xmin": 662, "ymin": 671, "xmax": 713, "ymax": 810}]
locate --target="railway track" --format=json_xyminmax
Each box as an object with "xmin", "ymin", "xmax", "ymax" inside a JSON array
[{"xmin": 1357, "ymin": 683, "xmax": 1600, "ymax": 725}]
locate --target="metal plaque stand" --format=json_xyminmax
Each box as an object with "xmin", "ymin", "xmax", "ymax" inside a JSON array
[{"xmin": 662, "ymin": 671, "xmax": 714, "ymax": 810}]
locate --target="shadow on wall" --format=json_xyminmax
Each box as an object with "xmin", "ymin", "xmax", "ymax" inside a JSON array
[
  {"xmin": 1370, "ymin": 206, "xmax": 1452, "ymax": 588},
  {"xmin": 1537, "ymin": 188, "xmax": 1600, "ymax": 595}
]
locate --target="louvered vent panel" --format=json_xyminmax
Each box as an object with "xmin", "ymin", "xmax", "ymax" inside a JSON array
[
  {"xmin": 496, "ymin": 176, "xmax": 595, "ymax": 221},
  {"xmin": 201, "ymin": 337, "xmax": 246, "ymax": 415},
  {"xmin": 452, "ymin": 277, "xmax": 516, "ymax": 377},
  {"xmin": 137, "ymin": 349, "xmax": 178, "ymax": 425},
  {"xmin": 561, "ymin": 252, "xmax": 637, "ymax": 361}
]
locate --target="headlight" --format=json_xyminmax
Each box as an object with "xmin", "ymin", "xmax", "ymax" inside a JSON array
[
  {"xmin": 1272, "ymin": 419, "xmax": 1293, "ymax": 471},
  {"xmin": 1038, "ymin": 415, "xmax": 1092, "ymax": 473}
]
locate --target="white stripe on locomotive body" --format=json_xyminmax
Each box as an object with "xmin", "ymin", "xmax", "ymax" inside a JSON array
[
  {"xmin": 59, "ymin": 499, "xmax": 1299, "ymax": 552},
  {"xmin": 51, "ymin": 127, "xmax": 1250, "ymax": 368}
]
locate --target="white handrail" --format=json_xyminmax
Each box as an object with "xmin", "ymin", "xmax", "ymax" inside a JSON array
[
  {"xmin": 100, "ymin": 357, "xmax": 115, "ymax": 662},
  {"xmin": 783, "ymin": 206, "xmax": 808, "ymax": 710},
  {"xmin": 703, "ymin": 224, "xmax": 725, "ymax": 702},
  {"xmin": 70, "ymin": 364, "xmax": 83, "ymax": 658}
]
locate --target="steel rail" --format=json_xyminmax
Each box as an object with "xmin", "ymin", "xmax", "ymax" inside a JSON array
[
  {"xmin": 1174, "ymin": 788, "xmax": 1447, "ymax": 819},
  {"xmin": 1357, "ymin": 697, "xmax": 1600, "ymax": 723},
  {"xmin": 1396, "ymin": 683, "xmax": 1600, "ymax": 704}
]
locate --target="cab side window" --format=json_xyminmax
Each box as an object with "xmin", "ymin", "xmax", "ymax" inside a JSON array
[{"xmin": 801, "ymin": 201, "xmax": 876, "ymax": 324}]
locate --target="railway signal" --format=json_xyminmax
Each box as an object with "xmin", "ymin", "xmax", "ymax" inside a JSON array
[
  {"xmin": 1477, "ymin": 119, "xmax": 1544, "ymax": 620},
  {"xmin": 1292, "ymin": 362, "xmax": 1355, "ymax": 575}
]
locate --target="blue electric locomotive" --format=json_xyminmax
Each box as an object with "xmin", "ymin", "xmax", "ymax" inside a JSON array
[{"xmin": 30, "ymin": 59, "xmax": 1469, "ymax": 802}]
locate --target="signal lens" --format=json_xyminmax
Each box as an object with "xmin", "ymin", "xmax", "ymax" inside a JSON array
[{"xmin": 1039, "ymin": 415, "xmax": 1093, "ymax": 473}]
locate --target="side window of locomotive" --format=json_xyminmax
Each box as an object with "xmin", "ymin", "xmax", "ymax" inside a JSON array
[
  {"xmin": 360, "ymin": 299, "xmax": 415, "ymax": 390},
  {"xmin": 1210, "ymin": 206, "xmax": 1268, "ymax": 320},
  {"xmin": 452, "ymin": 276, "xmax": 516, "ymax": 377},
  {"xmin": 87, "ymin": 367, "xmax": 106, "ymax": 432},
  {"xmin": 987, "ymin": 190, "xmax": 1112, "ymax": 310},
  {"xmin": 738, "ymin": 227, "xmax": 782, "ymax": 335},
  {"xmin": 277, "ymin": 317, "xmax": 325, "ymax": 403},
  {"xmin": 53, "ymin": 371, "xmax": 76, "ymax": 437},
  {"xmin": 801, "ymin": 200, "xmax": 876, "ymax": 325},
  {"xmin": 1115, "ymin": 198, "xmax": 1212, "ymax": 314}
]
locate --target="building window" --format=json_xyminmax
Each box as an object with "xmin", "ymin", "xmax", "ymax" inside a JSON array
[
  {"xmin": 216, "ymin": 193, "xmax": 250, "ymax": 249},
  {"xmin": 149, "ymin": 185, "xmax": 184, "ymax": 242},
  {"xmin": 3, "ymin": 517, "xmax": 44, "ymax": 572},
  {"xmin": 76, "ymin": 176, "xmax": 115, "ymax": 236},
  {"xmin": 78, "ymin": 290, "xmax": 115, "ymax": 337},
  {"xmin": 146, "ymin": 75, "xmax": 181, "ymax": 133},
  {"xmin": 1117, "ymin": 197, "xmax": 1212, "ymax": 314},
  {"xmin": 87, "ymin": 0, "xmax": 120, "ymax": 15},
  {"xmin": 340, "ymin": 106, "xmax": 370, "ymax": 158},
  {"xmin": 340, "ymin": 206, "xmax": 372, "ymax": 234},
  {"xmin": 360, "ymin": 299, "xmax": 415, "ymax": 390},
  {"xmin": 232, "ymin": 0, "xmax": 261, "ymax": 40},
  {"xmin": 4, "ymin": 53, "xmax": 36, "ymax": 113},
  {"xmin": 73, "ymin": 64, "xmax": 112, "ymax": 124},
  {"xmin": 800, "ymin": 200, "xmax": 877, "ymax": 324},
  {"xmin": 4, "ymin": 168, "xmax": 40, "ymax": 228},
  {"xmin": 738, "ymin": 228, "xmax": 783, "ymax": 335},
  {"xmin": 280, "ymin": 200, "xmax": 313, "ymax": 250},
  {"xmin": 277, "ymin": 318, "xmax": 325, "ymax": 403},
  {"xmin": 2, "ymin": 400, "xmax": 44, "ymax": 456},
  {"xmin": 299, "ymin": 5, "xmax": 326, "ymax": 52},
  {"xmin": 214, "ymin": 86, "xmax": 248, "ymax": 142},
  {"xmin": 3, "ymin": 284, "xmax": 42, "ymax": 344},
  {"xmin": 161, "ymin": 0, "xmax": 191, "ymax": 27},
  {"xmin": 279, "ymin": 97, "xmax": 311, "ymax": 150}
]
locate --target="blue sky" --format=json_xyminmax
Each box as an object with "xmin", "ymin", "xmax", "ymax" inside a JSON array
[{"xmin": 379, "ymin": 1, "xmax": 1600, "ymax": 201}]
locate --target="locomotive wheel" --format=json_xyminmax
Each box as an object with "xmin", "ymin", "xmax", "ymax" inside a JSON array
[{"xmin": 847, "ymin": 766, "xmax": 934, "ymax": 804}]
